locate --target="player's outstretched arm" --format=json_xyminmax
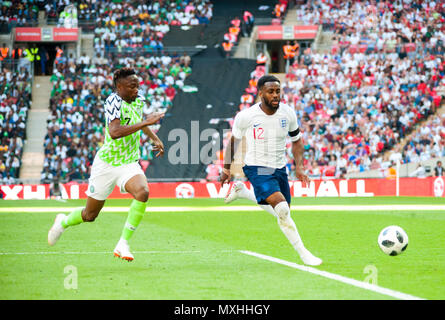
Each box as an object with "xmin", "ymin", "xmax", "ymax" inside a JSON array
[
  {"xmin": 291, "ymin": 138, "xmax": 310, "ymax": 185},
  {"xmin": 108, "ymin": 112, "xmax": 164, "ymax": 140}
]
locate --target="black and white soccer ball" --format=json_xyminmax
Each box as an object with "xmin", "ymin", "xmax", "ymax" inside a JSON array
[{"xmin": 378, "ymin": 226, "xmax": 409, "ymax": 256}]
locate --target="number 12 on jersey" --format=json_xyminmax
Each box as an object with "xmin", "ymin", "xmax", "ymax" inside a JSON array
[{"xmin": 253, "ymin": 127, "xmax": 264, "ymax": 140}]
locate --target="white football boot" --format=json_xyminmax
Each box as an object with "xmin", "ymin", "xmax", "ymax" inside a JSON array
[
  {"xmin": 113, "ymin": 239, "xmax": 134, "ymax": 262},
  {"xmin": 224, "ymin": 181, "xmax": 246, "ymax": 204},
  {"xmin": 48, "ymin": 213, "xmax": 66, "ymax": 246},
  {"xmin": 299, "ymin": 248, "xmax": 322, "ymax": 266}
]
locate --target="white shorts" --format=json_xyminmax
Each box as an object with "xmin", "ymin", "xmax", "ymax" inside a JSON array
[{"xmin": 86, "ymin": 156, "xmax": 145, "ymax": 201}]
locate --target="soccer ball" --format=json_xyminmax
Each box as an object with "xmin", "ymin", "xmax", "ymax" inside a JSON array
[{"xmin": 378, "ymin": 226, "xmax": 409, "ymax": 256}]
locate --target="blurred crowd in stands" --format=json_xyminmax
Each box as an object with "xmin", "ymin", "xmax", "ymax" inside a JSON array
[
  {"xmin": 0, "ymin": 0, "xmax": 42, "ymax": 33},
  {"xmin": 1, "ymin": 0, "xmax": 214, "ymax": 34},
  {"xmin": 45, "ymin": 0, "xmax": 214, "ymax": 30},
  {"xmin": 91, "ymin": 0, "xmax": 213, "ymax": 54},
  {"xmin": 284, "ymin": 0, "xmax": 445, "ymax": 179},
  {"xmin": 0, "ymin": 66, "xmax": 31, "ymax": 184}
]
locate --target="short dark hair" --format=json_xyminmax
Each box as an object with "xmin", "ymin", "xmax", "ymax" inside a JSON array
[
  {"xmin": 113, "ymin": 67, "xmax": 136, "ymax": 87},
  {"xmin": 257, "ymin": 75, "xmax": 280, "ymax": 91}
]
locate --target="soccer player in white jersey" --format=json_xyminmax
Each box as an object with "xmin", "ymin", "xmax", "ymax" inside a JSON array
[
  {"xmin": 221, "ymin": 75, "xmax": 322, "ymax": 266},
  {"xmin": 48, "ymin": 67, "xmax": 165, "ymax": 261}
]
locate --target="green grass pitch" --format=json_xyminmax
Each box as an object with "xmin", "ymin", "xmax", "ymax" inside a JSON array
[{"xmin": 0, "ymin": 197, "xmax": 444, "ymax": 300}]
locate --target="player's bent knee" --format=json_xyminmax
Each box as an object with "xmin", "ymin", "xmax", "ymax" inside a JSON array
[
  {"xmin": 134, "ymin": 187, "xmax": 149, "ymax": 202},
  {"xmin": 274, "ymin": 201, "xmax": 290, "ymax": 221}
]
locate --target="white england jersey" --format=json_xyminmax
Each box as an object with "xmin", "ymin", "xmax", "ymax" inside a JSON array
[{"xmin": 232, "ymin": 102, "xmax": 302, "ymax": 168}]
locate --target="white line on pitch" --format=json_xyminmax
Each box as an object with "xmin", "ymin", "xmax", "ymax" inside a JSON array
[
  {"xmin": 1, "ymin": 205, "xmax": 445, "ymax": 213},
  {"xmin": 240, "ymin": 250, "xmax": 425, "ymax": 300}
]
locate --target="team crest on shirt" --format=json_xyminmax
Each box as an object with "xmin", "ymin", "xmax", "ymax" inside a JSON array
[{"xmin": 279, "ymin": 118, "xmax": 287, "ymax": 128}]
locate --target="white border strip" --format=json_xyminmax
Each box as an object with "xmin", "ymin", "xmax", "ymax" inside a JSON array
[
  {"xmin": 1, "ymin": 205, "xmax": 445, "ymax": 213},
  {"xmin": 240, "ymin": 250, "xmax": 425, "ymax": 300}
]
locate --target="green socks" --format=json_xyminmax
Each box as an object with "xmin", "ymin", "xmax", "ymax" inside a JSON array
[
  {"xmin": 121, "ymin": 199, "xmax": 147, "ymax": 241},
  {"xmin": 60, "ymin": 200, "xmax": 147, "ymax": 241},
  {"xmin": 61, "ymin": 207, "xmax": 84, "ymax": 229}
]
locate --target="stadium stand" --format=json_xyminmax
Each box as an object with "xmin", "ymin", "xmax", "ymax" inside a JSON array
[{"xmin": 0, "ymin": 65, "xmax": 32, "ymax": 184}]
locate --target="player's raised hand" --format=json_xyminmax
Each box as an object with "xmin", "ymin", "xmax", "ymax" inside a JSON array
[
  {"xmin": 295, "ymin": 169, "xmax": 310, "ymax": 186},
  {"xmin": 144, "ymin": 112, "xmax": 164, "ymax": 126}
]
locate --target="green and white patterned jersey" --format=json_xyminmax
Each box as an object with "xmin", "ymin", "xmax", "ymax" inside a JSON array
[{"xmin": 97, "ymin": 92, "xmax": 144, "ymax": 166}]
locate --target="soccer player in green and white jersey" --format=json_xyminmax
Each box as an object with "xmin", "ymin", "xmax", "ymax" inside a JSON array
[{"xmin": 48, "ymin": 67, "xmax": 165, "ymax": 261}]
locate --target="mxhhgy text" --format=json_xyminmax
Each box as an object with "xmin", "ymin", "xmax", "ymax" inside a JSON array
[{"xmin": 174, "ymin": 304, "xmax": 271, "ymax": 317}]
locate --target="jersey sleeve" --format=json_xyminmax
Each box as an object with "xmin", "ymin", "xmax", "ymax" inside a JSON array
[
  {"xmin": 231, "ymin": 111, "xmax": 248, "ymax": 139},
  {"xmin": 104, "ymin": 94, "xmax": 122, "ymax": 123},
  {"xmin": 288, "ymin": 108, "xmax": 302, "ymax": 142}
]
